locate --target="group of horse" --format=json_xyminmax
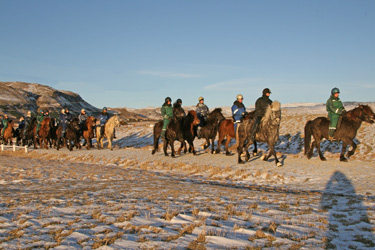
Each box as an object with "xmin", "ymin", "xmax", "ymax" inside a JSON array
[
  {"xmin": 152, "ymin": 102, "xmax": 375, "ymax": 165},
  {"xmin": 1, "ymin": 115, "xmax": 120, "ymax": 151},
  {"xmin": 1, "ymin": 103, "xmax": 374, "ymax": 164}
]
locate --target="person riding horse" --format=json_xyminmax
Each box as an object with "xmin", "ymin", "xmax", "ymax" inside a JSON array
[
  {"xmin": 35, "ymin": 110, "xmax": 45, "ymax": 139},
  {"xmin": 250, "ymin": 88, "xmax": 273, "ymax": 141},
  {"xmin": 326, "ymin": 87, "xmax": 346, "ymax": 141},
  {"xmin": 59, "ymin": 108, "xmax": 73, "ymax": 139},
  {"xmin": 161, "ymin": 97, "xmax": 173, "ymax": 139},
  {"xmin": 173, "ymin": 98, "xmax": 186, "ymax": 117},
  {"xmin": 196, "ymin": 96, "xmax": 209, "ymax": 139},
  {"xmin": 1, "ymin": 114, "xmax": 11, "ymax": 141},
  {"xmin": 231, "ymin": 94, "xmax": 247, "ymax": 135},
  {"xmin": 23, "ymin": 111, "xmax": 32, "ymax": 141},
  {"xmin": 78, "ymin": 108, "xmax": 88, "ymax": 136},
  {"xmin": 99, "ymin": 107, "xmax": 114, "ymax": 138}
]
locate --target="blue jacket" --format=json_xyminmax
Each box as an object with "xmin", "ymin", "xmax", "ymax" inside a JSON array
[
  {"xmin": 100, "ymin": 113, "xmax": 110, "ymax": 126},
  {"xmin": 231, "ymin": 100, "xmax": 246, "ymax": 123}
]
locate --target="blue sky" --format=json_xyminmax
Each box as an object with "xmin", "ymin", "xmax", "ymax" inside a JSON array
[{"xmin": 1, "ymin": 0, "xmax": 374, "ymax": 108}]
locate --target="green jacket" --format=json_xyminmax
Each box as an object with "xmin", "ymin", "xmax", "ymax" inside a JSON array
[
  {"xmin": 161, "ymin": 103, "xmax": 173, "ymax": 120},
  {"xmin": 2, "ymin": 118, "xmax": 9, "ymax": 128},
  {"xmin": 36, "ymin": 113, "xmax": 44, "ymax": 123},
  {"xmin": 326, "ymin": 95, "xmax": 345, "ymax": 116}
]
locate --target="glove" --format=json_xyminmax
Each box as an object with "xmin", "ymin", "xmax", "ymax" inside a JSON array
[{"xmin": 341, "ymin": 109, "xmax": 347, "ymax": 116}]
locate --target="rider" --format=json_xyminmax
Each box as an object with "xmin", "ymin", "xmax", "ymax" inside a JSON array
[
  {"xmin": 23, "ymin": 111, "xmax": 32, "ymax": 140},
  {"xmin": 78, "ymin": 108, "xmax": 88, "ymax": 136},
  {"xmin": 99, "ymin": 107, "xmax": 110, "ymax": 138},
  {"xmin": 43, "ymin": 110, "xmax": 50, "ymax": 117},
  {"xmin": 59, "ymin": 108, "xmax": 72, "ymax": 139},
  {"xmin": 35, "ymin": 109, "xmax": 45, "ymax": 139},
  {"xmin": 326, "ymin": 87, "xmax": 346, "ymax": 140},
  {"xmin": 249, "ymin": 88, "xmax": 273, "ymax": 141},
  {"xmin": 1, "ymin": 114, "xmax": 10, "ymax": 140},
  {"xmin": 196, "ymin": 96, "xmax": 209, "ymax": 139},
  {"xmin": 231, "ymin": 94, "xmax": 247, "ymax": 134},
  {"xmin": 161, "ymin": 97, "xmax": 173, "ymax": 139},
  {"xmin": 173, "ymin": 98, "xmax": 186, "ymax": 117}
]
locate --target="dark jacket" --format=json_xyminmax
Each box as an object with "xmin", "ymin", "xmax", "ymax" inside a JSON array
[
  {"xmin": 99, "ymin": 112, "xmax": 110, "ymax": 126},
  {"xmin": 173, "ymin": 102, "xmax": 186, "ymax": 117},
  {"xmin": 231, "ymin": 100, "xmax": 246, "ymax": 123},
  {"xmin": 196, "ymin": 103, "xmax": 209, "ymax": 118},
  {"xmin": 255, "ymin": 95, "xmax": 273, "ymax": 118}
]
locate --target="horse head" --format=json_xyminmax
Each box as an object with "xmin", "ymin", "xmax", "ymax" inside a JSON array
[
  {"xmin": 208, "ymin": 108, "xmax": 225, "ymax": 122},
  {"xmin": 188, "ymin": 110, "xmax": 200, "ymax": 126},
  {"xmin": 359, "ymin": 105, "xmax": 375, "ymax": 124},
  {"xmin": 262, "ymin": 101, "xmax": 281, "ymax": 126},
  {"xmin": 70, "ymin": 118, "xmax": 80, "ymax": 131},
  {"xmin": 86, "ymin": 116, "xmax": 96, "ymax": 128}
]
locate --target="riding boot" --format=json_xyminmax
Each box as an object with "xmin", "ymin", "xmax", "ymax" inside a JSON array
[
  {"xmin": 328, "ymin": 128, "xmax": 336, "ymax": 141},
  {"xmin": 161, "ymin": 129, "xmax": 166, "ymax": 140}
]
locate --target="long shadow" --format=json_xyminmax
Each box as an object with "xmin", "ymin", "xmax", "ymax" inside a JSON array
[{"xmin": 320, "ymin": 171, "xmax": 375, "ymax": 249}]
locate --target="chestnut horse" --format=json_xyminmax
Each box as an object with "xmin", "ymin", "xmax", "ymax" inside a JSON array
[
  {"xmin": 1, "ymin": 120, "xmax": 14, "ymax": 145},
  {"xmin": 82, "ymin": 116, "xmax": 96, "ymax": 150},
  {"xmin": 199, "ymin": 108, "xmax": 226, "ymax": 154},
  {"xmin": 34, "ymin": 117, "xmax": 53, "ymax": 149},
  {"xmin": 304, "ymin": 104, "xmax": 375, "ymax": 162}
]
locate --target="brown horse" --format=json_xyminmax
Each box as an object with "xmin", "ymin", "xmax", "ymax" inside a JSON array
[
  {"xmin": 57, "ymin": 118, "xmax": 81, "ymax": 151},
  {"xmin": 82, "ymin": 116, "xmax": 96, "ymax": 150},
  {"xmin": 216, "ymin": 119, "xmax": 235, "ymax": 155},
  {"xmin": 304, "ymin": 104, "xmax": 375, "ymax": 162},
  {"xmin": 2, "ymin": 120, "xmax": 14, "ymax": 145},
  {"xmin": 34, "ymin": 117, "xmax": 53, "ymax": 149}
]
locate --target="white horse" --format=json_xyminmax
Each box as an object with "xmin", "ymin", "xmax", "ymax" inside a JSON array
[{"xmin": 96, "ymin": 116, "xmax": 120, "ymax": 150}]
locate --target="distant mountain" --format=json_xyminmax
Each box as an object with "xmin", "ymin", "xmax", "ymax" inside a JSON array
[{"xmin": 0, "ymin": 82, "xmax": 100, "ymax": 118}]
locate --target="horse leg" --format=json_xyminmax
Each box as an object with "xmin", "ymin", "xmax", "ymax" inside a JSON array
[
  {"xmin": 315, "ymin": 139, "xmax": 326, "ymax": 161},
  {"xmin": 340, "ymin": 141, "xmax": 348, "ymax": 162},
  {"xmin": 306, "ymin": 139, "xmax": 316, "ymax": 159},
  {"xmin": 44, "ymin": 137, "xmax": 49, "ymax": 149},
  {"xmin": 216, "ymin": 133, "xmax": 224, "ymax": 154},
  {"xmin": 170, "ymin": 140, "xmax": 176, "ymax": 158},
  {"xmin": 163, "ymin": 138, "xmax": 169, "ymax": 156},
  {"xmin": 252, "ymin": 141, "xmax": 258, "ymax": 156},
  {"xmin": 237, "ymin": 137, "xmax": 245, "ymax": 164},
  {"xmin": 347, "ymin": 140, "xmax": 357, "ymax": 158},
  {"xmin": 243, "ymin": 140, "xmax": 252, "ymax": 162},
  {"xmin": 203, "ymin": 139, "xmax": 210, "ymax": 150},
  {"xmin": 108, "ymin": 138, "xmax": 113, "ymax": 150},
  {"xmin": 225, "ymin": 136, "xmax": 231, "ymax": 156}
]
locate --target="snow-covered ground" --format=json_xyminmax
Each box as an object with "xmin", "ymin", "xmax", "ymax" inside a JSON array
[{"xmin": 1, "ymin": 104, "xmax": 375, "ymax": 249}]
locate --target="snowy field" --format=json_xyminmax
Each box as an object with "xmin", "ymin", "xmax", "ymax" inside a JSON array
[{"xmin": 1, "ymin": 104, "xmax": 375, "ymax": 249}]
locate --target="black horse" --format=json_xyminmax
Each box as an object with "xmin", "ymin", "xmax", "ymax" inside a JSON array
[
  {"xmin": 57, "ymin": 118, "xmax": 81, "ymax": 151},
  {"xmin": 199, "ymin": 108, "xmax": 226, "ymax": 154},
  {"xmin": 237, "ymin": 101, "xmax": 282, "ymax": 166},
  {"xmin": 304, "ymin": 104, "xmax": 375, "ymax": 162}
]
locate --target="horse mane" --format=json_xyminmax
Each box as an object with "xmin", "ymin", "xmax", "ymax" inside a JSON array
[{"xmin": 261, "ymin": 100, "xmax": 281, "ymax": 125}]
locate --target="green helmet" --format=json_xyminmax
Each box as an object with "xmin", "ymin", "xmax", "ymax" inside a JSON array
[
  {"xmin": 331, "ymin": 87, "xmax": 340, "ymax": 95},
  {"xmin": 103, "ymin": 107, "xmax": 107, "ymax": 111}
]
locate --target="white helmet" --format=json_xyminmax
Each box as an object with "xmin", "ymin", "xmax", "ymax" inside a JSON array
[
  {"xmin": 198, "ymin": 96, "xmax": 204, "ymax": 101},
  {"xmin": 236, "ymin": 94, "xmax": 243, "ymax": 100}
]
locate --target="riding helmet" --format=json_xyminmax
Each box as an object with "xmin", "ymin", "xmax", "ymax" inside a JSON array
[
  {"xmin": 165, "ymin": 97, "xmax": 172, "ymax": 103},
  {"xmin": 198, "ymin": 96, "xmax": 204, "ymax": 101},
  {"xmin": 236, "ymin": 94, "xmax": 243, "ymax": 100},
  {"xmin": 103, "ymin": 107, "xmax": 107, "ymax": 111},
  {"xmin": 176, "ymin": 98, "xmax": 182, "ymax": 104},
  {"xmin": 331, "ymin": 87, "xmax": 340, "ymax": 95},
  {"xmin": 40, "ymin": 109, "xmax": 44, "ymax": 113},
  {"xmin": 263, "ymin": 88, "xmax": 271, "ymax": 95}
]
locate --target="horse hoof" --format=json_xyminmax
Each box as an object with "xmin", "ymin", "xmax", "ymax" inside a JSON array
[
  {"xmin": 238, "ymin": 161, "xmax": 245, "ymax": 164},
  {"xmin": 253, "ymin": 152, "xmax": 257, "ymax": 156},
  {"xmin": 320, "ymin": 157, "xmax": 327, "ymax": 161},
  {"xmin": 277, "ymin": 162, "xmax": 283, "ymax": 167},
  {"xmin": 226, "ymin": 152, "xmax": 231, "ymax": 156},
  {"xmin": 152, "ymin": 150, "xmax": 156, "ymax": 155},
  {"xmin": 260, "ymin": 155, "xmax": 266, "ymax": 161},
  {"xmin": 340, "ymin": 157, "xmax": 348, "ymax": 162}
]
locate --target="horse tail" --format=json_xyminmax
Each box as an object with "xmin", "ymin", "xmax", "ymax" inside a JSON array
[{"xmin": 304, "ymin": 120, "xmax": 313, "ymax": 155}]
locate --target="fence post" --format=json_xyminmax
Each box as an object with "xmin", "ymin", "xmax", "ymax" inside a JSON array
[
  {"xmin": 1, "ymin": 144, "xmax": 3, "ymax": 151},
  {"xmin": 13, "ymin": 144, "xmax": 16, "ymax": 152},
  {"xmin": 25, "ymin": 146, "xmax": 28, "ymax": 153}
]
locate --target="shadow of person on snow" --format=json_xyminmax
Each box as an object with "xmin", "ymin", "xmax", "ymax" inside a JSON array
[{"xmin": 320, "ymin": 171, "xmax": 375, "ymax": 249}]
